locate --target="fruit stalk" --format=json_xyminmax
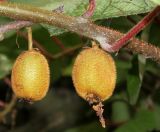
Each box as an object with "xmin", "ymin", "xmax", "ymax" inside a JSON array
[{"xmin": 27, "ymin": 27, "xmax": 33, "ymax": 50}]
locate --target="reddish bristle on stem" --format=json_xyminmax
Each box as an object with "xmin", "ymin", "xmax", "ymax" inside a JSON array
[
  {"xmin": 108, "ymin": 6, "xmax": 160, "ymax": 52},
  {"xmin": 82, "ymin": 0, "xmax": 96, "ymax": 18}
]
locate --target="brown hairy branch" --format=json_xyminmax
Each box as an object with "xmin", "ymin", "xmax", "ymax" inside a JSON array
[
  {"xmin": 0, "ymin": 2, "xmax": 160, "ymax": 62},
  {"xmin": 0, "ymin": 20, "xmax": 32, "ymax": 40},
  {"xmin": 0, "ymin": 20, "xmax": 32, "ymax": 33},
  {"xmin": 0, "ymin": 4, "xmax": 65, "ymax": 41}
]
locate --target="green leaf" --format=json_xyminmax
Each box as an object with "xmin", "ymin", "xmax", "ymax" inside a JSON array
[
  {"xmin": 150, "ymin": 0, "xmax": 160, "ymax": 5},
  {"xmin": 112, "ymin": 99, "xmax": 130, "ymax": 123},
  {"xmin": 148, "ymin": 21, "xmax": 160, "ymax": 46},
  {"xmin": 11, "ymin": 0, "xmax": 156, "ymax": 18},
  {"xmin": 10, "ymin": 0, "xmax": 156, "ymax": 36},
  {"xmin": 42, "ymin": 24, "xmax": 67, "ymax": 36},
  {"xmin": 154, "ymin": 105, "xmax": 160, "ymax": 130},
  {"xmin": 127, "ymin": 56, "xmax": 142, "ymax": 105},
  {"xmin": 0, "ymin": 54, "xmax": 13, "ymax": 79},
  {"xmin": 115, "ymin": 109, "xmax": 156, "ymax": 132},
  {"xmin": 115, "ymin": 55, "xmax": 132, "ymax": 84},
  {"xmin": 138, "ymin": 55, "xmax": 146, "ymax": 81}
]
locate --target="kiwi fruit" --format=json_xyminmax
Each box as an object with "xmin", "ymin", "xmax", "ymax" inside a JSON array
[
  {"xmin": 72, "ymin": 42, "xmax": 116, "ymax": 127},
  {"xmin": 11, "ymin": 49, "xmax": 50, "ymax": 102}
]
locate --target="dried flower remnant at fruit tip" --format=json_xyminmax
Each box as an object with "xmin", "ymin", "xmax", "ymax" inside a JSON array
[{"xmin": 72, "ymin": 42, "xmax": 116, "ymax": 128}]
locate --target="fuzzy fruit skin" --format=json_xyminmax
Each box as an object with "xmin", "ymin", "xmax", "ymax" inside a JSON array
[
  {"xmin": 11, "ymin": 49, "xmax": 50, "ymax": 101},
  {"xmin": 72, "ymin": 45, "xmax": 116, "ymax": 101}
]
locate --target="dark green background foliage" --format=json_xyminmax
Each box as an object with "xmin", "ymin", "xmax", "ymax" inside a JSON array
[{"xmin": 0, "ymin": 0, "xmax": 160, "ymax": 132}]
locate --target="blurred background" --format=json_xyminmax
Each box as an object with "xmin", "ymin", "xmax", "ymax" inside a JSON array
[{"xmin": 0, "ymin": 10, "xmax": 160, "ymax": 132}]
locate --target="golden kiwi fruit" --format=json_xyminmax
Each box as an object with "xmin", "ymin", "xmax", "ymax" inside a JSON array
[
  {"xmin": 72, "ymin": 43, "xmax": 116, "ymax": 102},
  {"xmin": 72, "ymin": 42, "xmax": 116, "ymax": 127},
  {"xmin": 11, "ymin": 49, "xmax": 50, "ymax": 102}
]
